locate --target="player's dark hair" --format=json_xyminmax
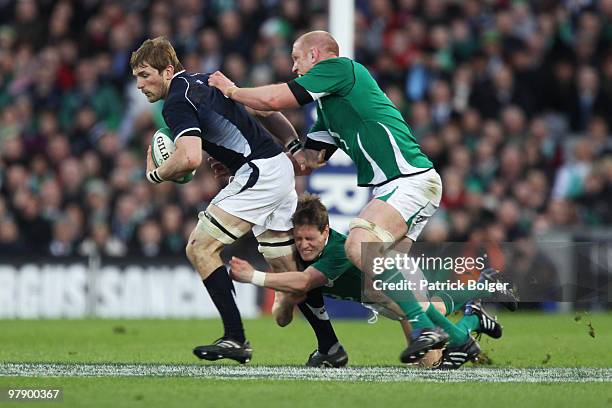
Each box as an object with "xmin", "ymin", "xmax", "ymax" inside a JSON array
[
  {"xmin": 292, "ymin": 193, "xmax": 329, "ymax": 232},
  {"xmin": 130, "ymin": 36, "xmax": 184, "ymax": 73}
]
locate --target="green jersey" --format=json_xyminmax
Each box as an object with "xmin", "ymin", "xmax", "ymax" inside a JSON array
[
  {"xmin": 292, "ymin": 57, "xmax": 433, "ymax": 187},
  {"xmin": 301, "ymin": 229, "xmax": 476, "ymax": 317},
  {"xmin": 302, "ymin": 229, "xmax": 363, "ymax": 302}
]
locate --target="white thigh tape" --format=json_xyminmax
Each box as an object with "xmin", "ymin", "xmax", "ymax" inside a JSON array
[
  {"xmin": 197, "ymin": 211, "xmax": 241, "ymax": 245},
  {"xmin": 257, "ymin": 241, "xmax": 295, "ymax": 259},
  {"xmin": 349, "ymin": 218, "xmax": 395, "ymax": 243}
]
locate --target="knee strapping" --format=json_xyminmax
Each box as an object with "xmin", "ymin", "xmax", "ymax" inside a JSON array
[
  {"xmin": 349, "ymin": 218, "xmax": 395, "ymax": 244},
  {"xmin": 197, "ymin": 210, "xmax": 244, "ymax": 245},
  {"xmin": 257, "ymin": 235, "xmax": 295, "ymax": 259}
]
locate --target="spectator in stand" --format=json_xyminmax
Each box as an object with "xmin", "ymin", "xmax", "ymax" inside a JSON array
[
  {"xmin": 130, "ymin": 218, "xmax": 164, "ymax": 257},
  {"xmin": 0, "ymin": 0, "xmax": 609, "ymax": 262},
  {"xmin": 79, "ymin": 221, "xmax": 127, "ymax": 257}
]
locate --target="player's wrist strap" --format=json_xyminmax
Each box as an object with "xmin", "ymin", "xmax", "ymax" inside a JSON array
[
  {"xmin": 146, "ymin": 169, "xmax": 164, "ymax": 184},
  {"xmin": 226, "ymin": 86, "xmax": 238, "ymax": 98},
  {"xmin": 286, "ymin": 138, "xmax": 302, "ymax": 155},
  {"xmin": 251, "ymin": 270, "xmax": 266, "ymax": 286}
]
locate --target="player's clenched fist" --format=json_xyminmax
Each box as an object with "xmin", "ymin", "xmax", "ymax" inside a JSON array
[
  {"xmin": 208, "ymin": 157, "xmax": 231, "ymax": 179},
  {"xmin": 208, "ymin": 71, "xmax": 235, "ymax": 97},
  {"xmin": 292, "ymin": 149, "xmax": 326, "ymax": 174}
]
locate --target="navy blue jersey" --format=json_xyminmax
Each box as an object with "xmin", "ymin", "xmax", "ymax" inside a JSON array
[{"xmin": 162, "ymin": 71, "xmax": 283, "ymax": 174}]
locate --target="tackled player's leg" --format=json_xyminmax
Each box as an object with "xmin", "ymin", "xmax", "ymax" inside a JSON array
[
  {"xmin": 193, "ymin": 151, "xmax": 299, "ymax": 362},
  {"xmin": 189, "ymin": 204, "xmax": 254, "ymax": 364},
  {"xmin": 257, "ymin": 228, "xmax": 346, "ymax": 367},
  {"xmin": 256, "ymin": 228, "xmax": 301, "ymax": 327}
]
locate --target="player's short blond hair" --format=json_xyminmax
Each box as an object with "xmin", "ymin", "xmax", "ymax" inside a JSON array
[{"xmin": 130, "ymin": 36, "xmax": 184, "ymax": 74}]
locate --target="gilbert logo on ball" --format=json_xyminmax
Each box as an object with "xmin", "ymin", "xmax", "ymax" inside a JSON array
[
  {"xmin": 156, "ymin": 134, "xmax": 171, "ymax": 161},
  {"xmin": 151, "ymin": 127, "xmax": 175, "ymax": 167},
  {"xmin": 150, "ymin": 127, "xmax": 195, "ymax": 184}
]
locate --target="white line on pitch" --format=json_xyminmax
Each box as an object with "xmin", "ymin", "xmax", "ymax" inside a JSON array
[{"xmin": 0, "ymin": 364, "xmax": 611, "ymax": 383}]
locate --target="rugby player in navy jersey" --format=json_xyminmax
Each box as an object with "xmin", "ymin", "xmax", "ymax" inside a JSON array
[{"xmin": 130, "ymin": 37, "xmax": 335, "ymax": 364}]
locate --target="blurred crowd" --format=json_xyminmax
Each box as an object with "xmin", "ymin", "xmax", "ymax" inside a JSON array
[{"xmin": 0, "ymin": 0, "xmax": 611, "ymax": 258}]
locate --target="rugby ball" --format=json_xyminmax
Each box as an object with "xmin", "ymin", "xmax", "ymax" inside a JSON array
[{"xmin": 151, "ymin": 127, "xmax": 195, "ymax": 184}]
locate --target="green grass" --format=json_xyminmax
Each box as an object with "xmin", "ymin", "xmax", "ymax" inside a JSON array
[
  {"xmin": 1, "ymin": 313, "xmax": 611, "ymax": 408},
  {"xmin": 0, "ymin": 378, "xmax": 610, "ymax": 408},
  {"xmin": 1, "ymin": 312, "xmax": 611, "ymax": 366}
]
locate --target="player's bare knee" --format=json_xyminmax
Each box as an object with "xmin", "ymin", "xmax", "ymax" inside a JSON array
[
  {"xmin": 272, "ymin": 291, "xmax": 294, "ymax": 327},
  {"xmin": 185, "ymin": 241, "xmax": 196, "ymax": 264},
  {"xmin": 346, "ymin": 222, "xmax": 380, "ymax": 269},
  {"xmin": 289, "ymin": 292, "xmax": 307, "ymax": 304},
  {"xmin": 348, "ymin": 218, "xmax": 396, "ymax": 258},
  {"xmin": 266, "ymin": 254, "xmax": 298, "ymax": 274},
  {"xmin": 185, "ymin": 239, "xmax": 202, "ymax": 263},
  {"xmin": 344, "ymin": 235, "xmax": 362, "ymax": 270},
  {"xmin": 274, "ymin": 314, "xmax": 291, "ymax": 327},
  {"xmin": 186, "ymin": 208, "xmax": 245, "ymax": 268},
  {"xmin": 429, "ymin": 296, "xmax": 446, "ymax": 315},
  {"xmin": 185, "ymin": 238, "xmax": 221, "ymax": 267},
  {"xmin": 185, "ymin": 223, "xmax": 225, "ymax": 266}
]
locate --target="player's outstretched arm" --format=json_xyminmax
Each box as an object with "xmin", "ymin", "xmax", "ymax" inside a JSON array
[
  {"xmin": 229, "ymin": 256, "xmax": 327, "ymax": 294},
  {"xmin": 209, "ymin": 71, "xmax": 299, "ymax": 111},
  {"xmin": 251, "ymin": 110, "xmax": 328, "ymax": 175},
  {"xmin": 247, "ymin": 107, "xmax": 299, "ymax": 147}
]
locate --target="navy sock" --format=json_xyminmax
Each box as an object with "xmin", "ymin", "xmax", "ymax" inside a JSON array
[
  {"xmin": 203, "ymin": 266, "xmax": 245, "ymax": 343},
  {"xmin": 297, "ymin": 287, "xmax": 339, "ymax": 354}
]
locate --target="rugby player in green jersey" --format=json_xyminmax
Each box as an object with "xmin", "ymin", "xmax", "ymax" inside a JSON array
[
  {"xmin": 230, "ymin": 194, "xmax": 508, "ymax": 369},
  {"xmin": 209, "ymin": 30, "xmax": 465, "ymax": 362}
]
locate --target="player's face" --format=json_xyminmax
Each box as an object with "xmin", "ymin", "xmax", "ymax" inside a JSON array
[
  {"xmin": 133, "ymin": 63, "xmax": 171, "ymax": 102},
  {"xmin": 291, "ymin": 42, "xmax": 316, "ymax": 76},
  {"xmin": 294, "ymin": 224, "xmax": 329, "ymax": 261}
]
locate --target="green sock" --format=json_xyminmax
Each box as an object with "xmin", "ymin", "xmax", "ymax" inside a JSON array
[
  {"xmin": 430, "ymin": 288, "xmax": 492, "ymax": 314},
  {"xmin": 429, "ymin": 291, "xmax": 457, "ymax": 315},
  {"xmin": 426, "ymin": 304, "xmax": 468, "ymax": 347},
  {"xmin": 376, "ymin": 268, "xmax": 434, "ymax": 331},
  {"xmin": 456, "ymin": 314, "xmax": 480, "ymax": 335}
]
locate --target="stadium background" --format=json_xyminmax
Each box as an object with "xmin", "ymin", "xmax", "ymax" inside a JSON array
[{"xmin": 0, "ymin": 0, "xmax": 611, "ymax": 320}]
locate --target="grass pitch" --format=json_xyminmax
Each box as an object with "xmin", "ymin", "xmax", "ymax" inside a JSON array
[{"xmin": 1, "ymin": 312, "xmax": 611, "ymax": 407}]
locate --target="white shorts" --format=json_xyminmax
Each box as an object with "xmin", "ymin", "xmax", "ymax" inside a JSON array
[
  {"xmin": 373, "ymin": 169, "xmax": 442, "ymax": 241},
  {"xmin": 209, "ymin": 153, "xmax": 297, "ymax": 236}
]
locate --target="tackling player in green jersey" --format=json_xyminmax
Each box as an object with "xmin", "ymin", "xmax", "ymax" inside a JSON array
[
  {"xmin": 209, "ymin": 30, "xmax": 453, "ymax": 362},
  {"xmin": 230, "ymin": 194, "xmax": 508, "ymax": 369}
]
